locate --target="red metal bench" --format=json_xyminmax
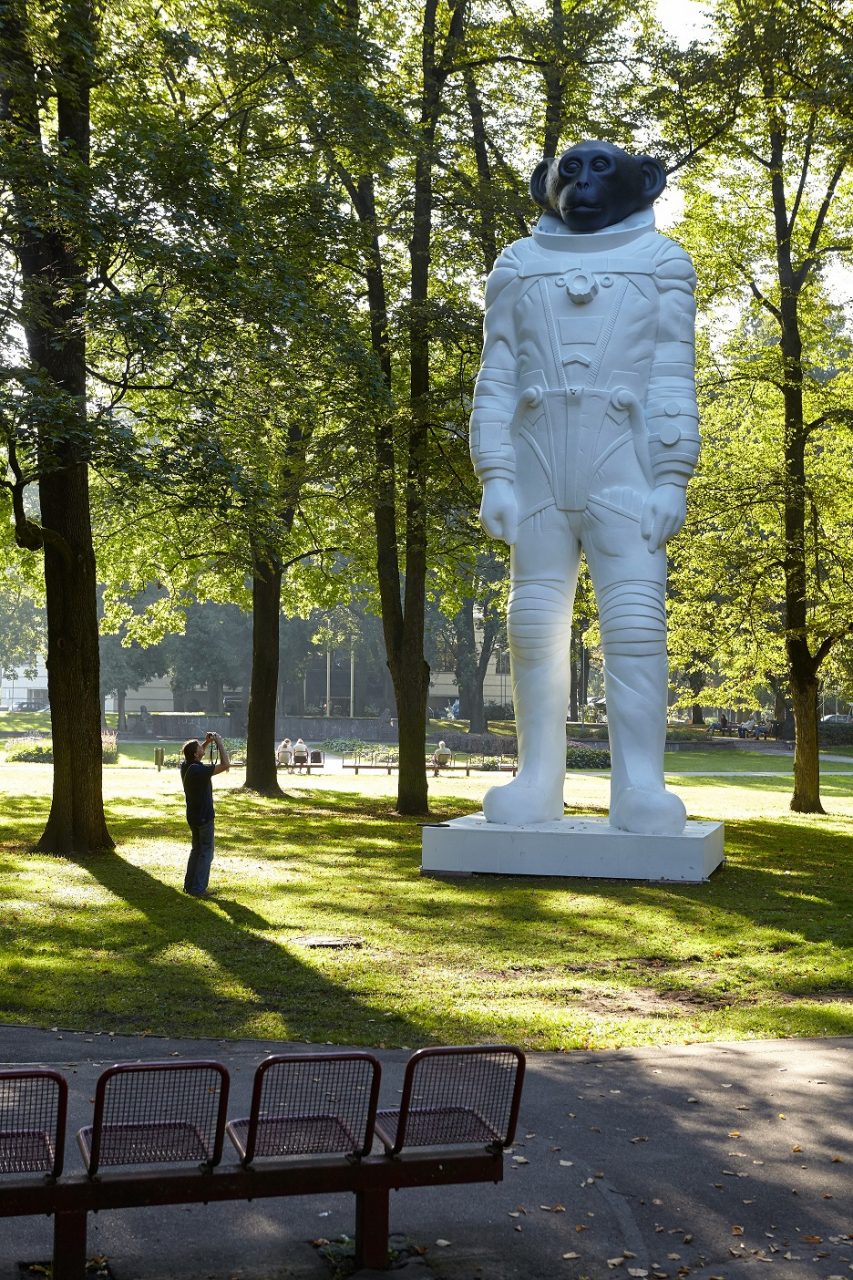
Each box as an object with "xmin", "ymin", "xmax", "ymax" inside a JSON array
[
  {"xmin": 0, "ymin": 1068, "xmax": 67, "ymax": 1179},
  {"xmin": 78, "ymin": 1060, "xmax": 230, "ymax": 1175},
  {"xmin": 0, "ymin": 1046, "xmax": 525, "ymax": 1278},
  {"xmin": 375, "ymin": 1045, "xmax": 525, "ymax": 1155},
  {"xmin": 227, "ymin": 1051, "xmax": 380, "ymax": 1163}
]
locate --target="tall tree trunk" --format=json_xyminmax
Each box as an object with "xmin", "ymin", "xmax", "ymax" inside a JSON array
[
  {"xmin": 775, "ymin": 163, "xmax": 822, "ymax": 809},
  {"xmin": 245, "ymin": 553, "xmax": 283, "ymax": 795},
  {"xmin": 569, "ymin": 632, "xmax": 581, "ymax": 720},
  {"xmin": 789, "ymin": 646, "xmax": 822, "ymax": 812},
  {"xmin": 207, "ymin": 679, "xmax": 224, "ymax": 715},
  {"xmin": 2, "ymin": 0, "xmax": 113, "ymax": 852},
  {"xmin": 389, "ymin": 0, "xmax": 467, "ymax": 814},
  {"xmin": 687, "ymin": 670, "xmax": 705, "ymax": 725},
  {"xmin": 542, "ymin": 0, "xmax": 565, "ymax": 156},
  {"xmin": 117, "ymin": 688, "xmax": 127, "ymax": 731},
  {"xmin": 39, "ymin": 463, "xmax": 111, "ymax": 852},
  {"xmin": 335, "ymin": 0, "xmax": 467, "ymax": 813},
  {"xmin": 455, "ymin": 596, "xmax": 482, "ymax": 730}
]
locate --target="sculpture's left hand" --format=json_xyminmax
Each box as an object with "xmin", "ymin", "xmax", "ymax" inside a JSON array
[{"xmin": 640, "ymin": 483, "xmax": 687, "ymax": 554}]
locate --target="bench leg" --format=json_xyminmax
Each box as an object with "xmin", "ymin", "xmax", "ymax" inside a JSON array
[
  {"xmin": 53, "ymin": 1209, "xmax": 88, "ymax": 1280},
  {"xmin": 355, "ymin": 1186, "xmax": 390, "ymax": 1270}
]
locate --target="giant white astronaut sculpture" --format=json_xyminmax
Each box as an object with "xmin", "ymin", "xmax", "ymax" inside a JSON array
[{"xmin": 470, "ymin": 141, "xmax": 699, "ymax": 835}]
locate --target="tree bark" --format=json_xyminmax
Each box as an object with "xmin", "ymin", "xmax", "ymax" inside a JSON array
[
  {"xmin": 2, "ymin": 0, "xmax": 113, "ymax": 853},
  {"xmin": 38, "ymin": 463, "xmax": 112, "ymax": 853},
  {"xmin": 542, "ymin": 0, "xmax": 566, "ymax": 157},
  {"xmin": 455, "ymin": 597, "xmax": 483, "ymax": 731},
  {"xmin": 773, "ymin": 141, "xmax": 821, "ymax": 810},
  {"xmin": 245, "ymin": 553, "xmax": 284, "ymax": 795},
  {"xmin": 789, "ymin": 647, "xmax": 823, "ymax": 812}
]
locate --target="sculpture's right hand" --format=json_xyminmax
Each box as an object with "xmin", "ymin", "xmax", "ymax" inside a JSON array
[{"xmin": 479, "ymin": 479, "xmax": 518, "ymax": 545}]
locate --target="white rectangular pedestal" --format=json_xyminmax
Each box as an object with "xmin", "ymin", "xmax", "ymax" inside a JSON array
[{"xmin": 422, "ymin": 814, "xmax": 724, "ymax": 883}]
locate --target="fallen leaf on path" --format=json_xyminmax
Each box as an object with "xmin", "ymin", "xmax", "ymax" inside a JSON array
[{"xmin": 731, "ymin": 1226, "xmax": 744, "ymax": 1236}]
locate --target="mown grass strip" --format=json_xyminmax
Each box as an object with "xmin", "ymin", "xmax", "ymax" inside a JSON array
[{"xmin": 0, "ymin": 765, "xmax": 850, "ymax": 1050}]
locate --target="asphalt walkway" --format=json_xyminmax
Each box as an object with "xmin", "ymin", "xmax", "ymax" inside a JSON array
[{"xmin": 1, "ymin": 1026, "xmax": 850, "ymax": 1280}]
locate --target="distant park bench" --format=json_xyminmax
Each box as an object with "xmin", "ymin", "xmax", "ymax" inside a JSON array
[
  {"xmin": 0, "ymin": 1046, "xmax": 525, "ymax": 1279},
  {"xmin": 277, "ymin": 748, "xmax": 325, "ymax": 773},
  {"xmin": 707, "ymin": 723, "xmax": 739, "ymax": 737},
  {"xmin": 429, "ymin": 753, "xmax": 518, "ymax": 776},
  {"xmin": 342, "ymin": 753, "xmax": 398, "ymax": 774}
]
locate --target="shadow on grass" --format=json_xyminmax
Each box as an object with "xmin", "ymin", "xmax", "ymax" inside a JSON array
[
  {"xmin": 0, "ymin": 788, "xmax": 427, "ymax": 1046},
  {"xmin": 1, "ymin": 785, "xmax": 851, "ymax": 1046}
]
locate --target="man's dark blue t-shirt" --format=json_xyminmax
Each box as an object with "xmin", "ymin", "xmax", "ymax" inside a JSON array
[{"xmin": 181, "ymin": 760, "xmax": 216, "ymax": 826}]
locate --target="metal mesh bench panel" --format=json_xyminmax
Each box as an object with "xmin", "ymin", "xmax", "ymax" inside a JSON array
[
  {"xmin": 228, "ymin": 1114, "xmax": 357, "ymax": 1157},
  {"xmin": 78, "ymin": 1119, "xmax": 210, "ymax": 1165},
  {"xmin": 377, "ymin": 1046, "xmax": 525, "ymax": 1154},
  {"xmin": 375, "ymin": 1105, "xmax": 500, "ymax": 1147},
  {"xmin": 79, "ymin": 1061, "xmax": 229, "ymax": 1175},
  {"xmin": 0, "ymin": 1070, "xmax": 67, "ymax": 1177},
  {"xmin": 227, "ymin": 1052, "xmax": 381, "ymax": 1163}
]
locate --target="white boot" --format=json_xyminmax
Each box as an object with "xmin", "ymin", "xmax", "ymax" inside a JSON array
[
  {"xmin": 484, "ymin": 658, "xmax": 568, "ymax": 825},
  {"xmin": 604, "ymin": 652, "xmax": 686, "ymax": 836}
]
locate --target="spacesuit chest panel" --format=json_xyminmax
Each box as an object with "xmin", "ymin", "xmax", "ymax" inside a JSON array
[
  {"xmin": 511, "ymin": 260, "xmax": 660, "ymax": 515},
  {"xmin": 514, "ymin": 263, "xmax": 659, "ymax": 396}
]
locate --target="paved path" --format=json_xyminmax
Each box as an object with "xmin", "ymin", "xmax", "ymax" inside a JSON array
[{"xmin": 1, "ymin": 1026, "xmax": 850, "ymax": 1280}]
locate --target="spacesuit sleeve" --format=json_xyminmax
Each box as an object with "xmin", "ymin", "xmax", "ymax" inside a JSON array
[
  {"xmin": 647, "ymin": 241, "xmax": 700, "ymax": 488},
  {"xmin": 469, "ymin": 245, "xmax": 522, "ymax": 484}
]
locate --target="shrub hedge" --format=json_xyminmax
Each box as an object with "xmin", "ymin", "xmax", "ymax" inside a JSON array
[
  {"xmin": 566, "ymin": 746, "xmax": 611, "ymax": 769},
  {"xmin": 818, "ymin": 721, "xmax": 853, "ymax": 748},
  {"xmin": 6, "ymin": 738, "xmax": 54, "ymax": 763}
]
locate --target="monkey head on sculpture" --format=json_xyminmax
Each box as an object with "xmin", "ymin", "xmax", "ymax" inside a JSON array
[{"xmin": 530, "ymin": 140, "xmax": 667, "ymax": 233}]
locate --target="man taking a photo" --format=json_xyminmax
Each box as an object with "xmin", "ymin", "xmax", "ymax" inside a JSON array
[{"xmin": 180, "ymin": 731, "xmax": 230, "ymax": 897}]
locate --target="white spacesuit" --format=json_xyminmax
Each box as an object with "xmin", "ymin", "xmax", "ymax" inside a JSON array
[{"xmin": 470, "ymin": 199, "xmax": 699, "ymax": 834}]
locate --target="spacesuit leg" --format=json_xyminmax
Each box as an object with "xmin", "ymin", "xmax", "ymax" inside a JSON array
[
  {"xmin": 483, "ymin": 508, "xmax": 578, "ymax": 825},
  {"xmin": 585, "ymin": 503, "xmax": 686, "ymax": 836}
]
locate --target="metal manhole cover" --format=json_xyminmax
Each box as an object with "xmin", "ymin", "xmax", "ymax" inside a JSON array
[{"xmin": 292, "ymin": 935, "xmax": 364, "ymax": 949}]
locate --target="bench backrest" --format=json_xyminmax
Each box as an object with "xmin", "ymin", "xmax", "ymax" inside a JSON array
[
  {"xmin": 0, "ymin": 1069, "xmax": 67, "ymax": 1178},
  {"xmin": 230, "ymin": 1052, "xmax": 381, "ymax": 1164},
  {"xmin": 79, "ymin": 1060, "xmax": 230, "ymax": 1175},
  {"xmin": 383, "ymin": 1045, "xmax": 525, "ymax": 1155}
]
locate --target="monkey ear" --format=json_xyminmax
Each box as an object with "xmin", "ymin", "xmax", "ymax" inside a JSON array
[
  {"xmin": 530, "ymin": 158, "xmax": 554, "ymax": 209},
  {"xmin": 638, "ymin": 156, "xmax": 667, "ymax": 204}
]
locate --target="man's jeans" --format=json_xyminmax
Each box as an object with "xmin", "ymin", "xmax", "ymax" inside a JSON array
[{"xmin": 184, "ymin": 820, "xmax": 215, "ymax": 895}]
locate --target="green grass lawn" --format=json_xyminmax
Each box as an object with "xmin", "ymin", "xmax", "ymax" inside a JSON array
[
  {"xmin": 0, "ymin": 710, "xmax": 52, "ymax": 735},
  {"xmin": 0, "ymin": 759, "xmax": 850, "ymax": 1051}
]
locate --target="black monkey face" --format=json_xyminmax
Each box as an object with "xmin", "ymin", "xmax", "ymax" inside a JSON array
[{"xmin": 555, "ymin": 142, "xmax": 646, "ymax": 232}]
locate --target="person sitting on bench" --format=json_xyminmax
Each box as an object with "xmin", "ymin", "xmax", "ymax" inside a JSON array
[
  {"xmin": 292, "ymin": 738, "xmax": 309, "ymax": 769},
  {"xmin": 276, "ymin": 738, "xmax": 292, "ymax": 766},
  {"xmin": 432, "ymin": 741, "xmax": 452, "ymax": 774}
]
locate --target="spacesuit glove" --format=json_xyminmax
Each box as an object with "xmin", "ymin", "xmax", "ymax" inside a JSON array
[
  {"xmin": 479, "ymin": 478, "xmax": 518, "ymax": 546},
  {"xmin": 640, "ymin": 483, "xmax": 687, "ymax": 554}
]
